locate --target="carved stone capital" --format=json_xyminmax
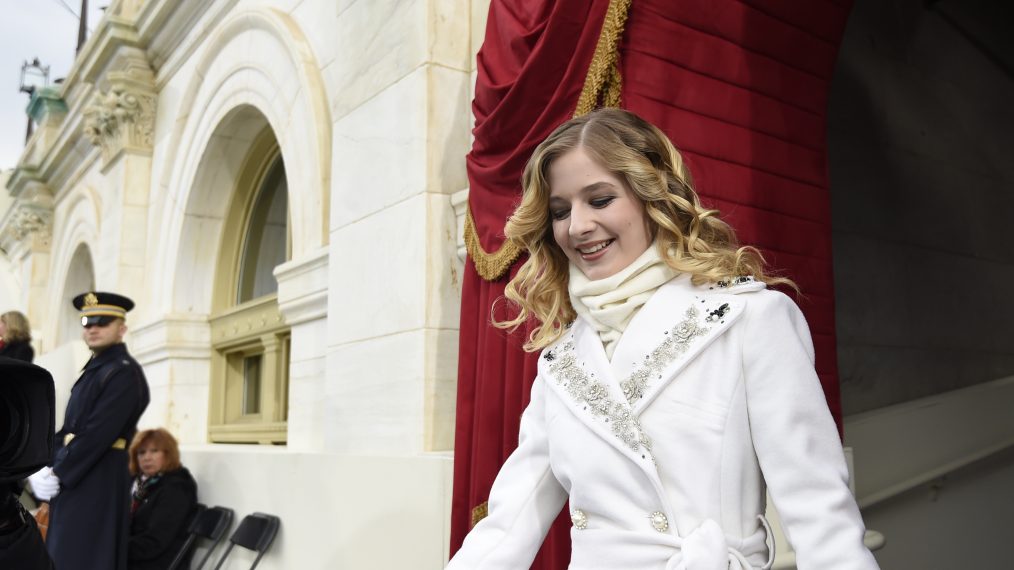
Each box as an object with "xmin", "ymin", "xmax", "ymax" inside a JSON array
[
  {"xmin": 83, "ymin": 76, "xmax": 157, "ymax": 164},
  {"xmin": 0, "ymin": 188, "xmax": 54, "ymax": 254},
  {"xmin": 10, "ymin": 207, "xmax": 53, "ymax": 242}
]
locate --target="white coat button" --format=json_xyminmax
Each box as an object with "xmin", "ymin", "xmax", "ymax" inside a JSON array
[
  {"xmin": 649, "ymin": 511, "xmax": 669, "ymax": 533},
  {"xmin": 571, "ymin": 509, "xmax": 588, "ymax": 530}
]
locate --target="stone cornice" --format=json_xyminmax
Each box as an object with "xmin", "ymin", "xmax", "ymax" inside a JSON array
[
  {"xmin": 130, "ymin": 313, "xmax": 213, "ymax": 365},
  {"xmin": 6, "ymin": 167, "xmax": 44, "ymax": 199},
  {"xmin": 276, "ymin": 247, "xmax": 329, "ymax": 326},
  {"xmin": 61, "ymin": 17, "xmax": 145, "ymax": 90},
  {"xmin": 140, "ymin": 0, "xmax": 240, "ymax": 89}
]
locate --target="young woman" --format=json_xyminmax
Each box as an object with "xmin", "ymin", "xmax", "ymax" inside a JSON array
[
  {"xmin": 448, "ymin": 109, "xmax": 878, "ymax": 569},
  {"xmin": 127, "ymin": 429, "xmax": 198, "ymax": 570},
  {"xmin": 0, "ymin": 311, "xmax": 34, "ymax": 363}
]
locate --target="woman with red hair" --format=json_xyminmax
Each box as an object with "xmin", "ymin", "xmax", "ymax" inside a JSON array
[{"xmin": 127, "ymin": 428, "xmax": 198, "ymax": 570}]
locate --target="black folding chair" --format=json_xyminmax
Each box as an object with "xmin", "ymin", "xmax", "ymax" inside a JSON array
[
  {"xmin": 168, "ymin": 504, "xmax": 235, "ymax": 570},
  {"xmin": 212, "ymin": 512, "xmax": 280, "ymax": 570}
]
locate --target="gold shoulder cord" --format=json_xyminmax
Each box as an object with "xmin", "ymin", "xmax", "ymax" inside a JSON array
[
  {"xmin": 464, "ymin": 0, "xmax": 632, "ymax": 283},
  {"xmin": 466, "ymin": 0, "xmax": 633, "ymax": 527}
]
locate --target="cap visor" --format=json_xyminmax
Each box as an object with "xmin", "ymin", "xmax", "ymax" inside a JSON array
[{"xmin": 81, "ymin": 315, "xmax": 116, "ymax": 327}]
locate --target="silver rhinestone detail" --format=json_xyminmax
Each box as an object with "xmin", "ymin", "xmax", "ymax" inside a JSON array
[
  {"xmin": 620, "ymin": 306, "xmax": 710, "ymax": 404},
  {"xmin": 547, "ymin": 339, "xmax": 653, "ymax": 455}
]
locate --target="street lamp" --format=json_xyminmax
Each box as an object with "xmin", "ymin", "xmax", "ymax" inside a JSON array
[{"xmin": 19, "ymin": 58, "xmax": 51, "ymax": 143}]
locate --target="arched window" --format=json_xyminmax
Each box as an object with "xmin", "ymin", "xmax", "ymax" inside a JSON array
[
  {"xmin": 237, "ymin": 158, "xmax": 287, "ymax": 303},
  {"xmin": 208, "ymin": 131, "xmax": 291, "ymax": 444}
]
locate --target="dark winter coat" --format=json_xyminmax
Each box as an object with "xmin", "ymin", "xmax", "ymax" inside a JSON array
[
  {"xmin": 129, "ymin": 467, "xmax": 199, "ymax": 570},
  {"xmin": 0, "ymin": 339, "xmax": 34, "ymax": 362},
  {"xmin": 0, "ymin": 498, "xmax": 53, "ymax": 570},
  {"xmin": 47, "ymin": 343, "xmax": 150, "ymax": 570}
]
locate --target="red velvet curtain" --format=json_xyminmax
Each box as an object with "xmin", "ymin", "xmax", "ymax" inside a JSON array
[{"xmin": 452, "ymin": 1, "xmax": 853, "ymax": 567}]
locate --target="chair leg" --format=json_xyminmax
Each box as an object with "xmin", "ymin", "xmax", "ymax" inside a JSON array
[
  {"xmin": 194, "ymin": 541, "xmax": 221, "ymax": 570},
  {"xmin": 212, "ymin": 543, "xmax": 236, "ymax": 570},
  {"xmin": 250, "ymin": 550, "xmax": 267, "ymax": 570},
  {"xmin": 167, "ymin": 535, "xmax": 196, "ymax": 570}
]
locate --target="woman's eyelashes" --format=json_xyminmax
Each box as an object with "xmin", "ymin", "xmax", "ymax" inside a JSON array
[{"xmin": 549, "ymin": 196, "xmax": 615, "ymax": 220}]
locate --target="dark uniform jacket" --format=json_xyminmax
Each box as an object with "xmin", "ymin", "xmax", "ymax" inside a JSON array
[
  {"xmin": 47, "ymin": 343, "xmax": 150, "ymax": 570},
  {"xmin": 129, "ymin": 468, "xmax": 199, "ymax": 570},
  {"xmin": 0, "ymin": 340, "xmax": 34, "ymax": 362}
]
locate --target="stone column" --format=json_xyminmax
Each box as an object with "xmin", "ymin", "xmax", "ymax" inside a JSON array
[
  {"xmin": 82, "ymin": 50, "xmax": 157, "ymax": 300},
  {"xmin": 324, "ymin": 0, "xmax": 471, "ymax": 455},
  {"xmin": 0, "ymin": 180, "xmax": 54, "ymax": 349}
]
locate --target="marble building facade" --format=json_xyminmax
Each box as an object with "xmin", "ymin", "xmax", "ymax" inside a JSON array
[{"xmin": 1, "ymin": 0, "xmax": 485, "ymax": 567}]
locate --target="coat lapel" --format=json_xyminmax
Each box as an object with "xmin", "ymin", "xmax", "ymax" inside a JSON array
[
  {"xmin": 542, "ymin": 278, "xmax": 749, "ymax": 454},
  {"xmin": 541, "ymin": 277, "xmax": 753, "ymax": 517},
  {"xmin": 541, "ymin": 322, "xmax": 653, "ymax": 465},
  {"xmin": 610, "ymin": 278, "xmax": 746, "ymax": 415}
]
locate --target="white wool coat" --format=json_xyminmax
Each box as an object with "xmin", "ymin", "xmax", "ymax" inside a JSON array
[{"xmin": 448, "ymin": 275, "xmax": 879, "ymax": 570}]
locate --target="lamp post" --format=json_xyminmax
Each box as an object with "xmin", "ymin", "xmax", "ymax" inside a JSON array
[
  {"xmin": 77, "ymin": 0, "xmax": 89, "ymax": 54},
  {"xmin": 19, "ymin": 58, "xmax": 50, "ymax": 143}
]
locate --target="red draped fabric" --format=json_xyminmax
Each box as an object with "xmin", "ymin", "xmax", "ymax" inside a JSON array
[
  {"xmin": 452, "ymin": 1, "xmax": 853, "ymax": 567},
  {"xmin": 452, "ymin": 3, "xmax": 611, "ymax": 566}
]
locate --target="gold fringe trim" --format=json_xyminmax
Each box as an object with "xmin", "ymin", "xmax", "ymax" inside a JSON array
[
  {"xmin": 470, "ymin": 501, "xmax": 489, "ymax": 528},
  {"xmin": 574, "ymin": 0, "xmax": 633, "ymax": 117},
  {"xmin": 464, "ymin": 207, "xmax": 523, "ymax": 281},
  {"xmin": 465, "ymin": 0, "xmax": 631, "ymax": 281}
]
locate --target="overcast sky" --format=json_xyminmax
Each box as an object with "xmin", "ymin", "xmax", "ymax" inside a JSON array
[{"xmin": 1, "ymin": 0, "xmax": 108, "ymax": 169}]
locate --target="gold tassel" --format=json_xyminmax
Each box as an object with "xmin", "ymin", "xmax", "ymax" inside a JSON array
[
  {"xmin": 464, "ymin": 207, "xmax": 523, "ymax": 281},
  {"xmin": 470, "ymin": 501, "xmax": 489, "ymax": 527},
  {"xmin": 574, "ymin": 0, "xmax": 633, "ymax": 117}
]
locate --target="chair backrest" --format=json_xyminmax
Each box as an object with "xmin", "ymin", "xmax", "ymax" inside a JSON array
[
  {"xmin": 213, "ymin": 512, "xmax": 280, "ymax": 570},
  {"xmin": 170, "ymin": 505, "xmax": 235, "ymax": 570},
  {"xmin": 192, "ymin": 506, "xmax": 234, "ymax": 541}
]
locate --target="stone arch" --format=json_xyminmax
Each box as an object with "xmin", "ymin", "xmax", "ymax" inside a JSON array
[
  {"xmin": 47, "ymin": 189, "xmax": 101, "ymax": 347},
  {"xmin": 171, "ymin": 106, "xmax": 279, "ymax": 314},
  {"xmin": 55, "ymin": 244, "xmax": 96, "ymax": 345},
  {"xmin": 154, "ymin": 6, "xmax": 330, "ymax": 316}
]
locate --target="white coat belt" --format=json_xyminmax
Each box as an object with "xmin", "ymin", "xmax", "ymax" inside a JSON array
[
  {"xmin": 664, "ymin": 516, "xmax": 773, "ymax": 570},
  {"xmin": 569, "ymin": 516, "xmax": 773, "ymax": 570}
]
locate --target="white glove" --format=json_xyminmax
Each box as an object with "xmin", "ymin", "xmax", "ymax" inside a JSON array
[{"xmin": 28, "ymin": 467, "xmax": 60, "ymax": 501}]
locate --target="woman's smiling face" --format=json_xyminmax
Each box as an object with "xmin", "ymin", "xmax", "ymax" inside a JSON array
[{"xmin": 548, "ymin": 147, "xmax": 653, "ymax": 280}]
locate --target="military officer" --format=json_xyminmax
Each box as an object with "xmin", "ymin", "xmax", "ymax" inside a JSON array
[{"xmin": 36, "ymin": 292, "xmax": 151, "ymax": 570}]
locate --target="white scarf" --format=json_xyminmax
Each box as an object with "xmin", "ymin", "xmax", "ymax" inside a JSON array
[{"xmin": 568, "ymin": 241, "xmax": 678, "ymax": 360}]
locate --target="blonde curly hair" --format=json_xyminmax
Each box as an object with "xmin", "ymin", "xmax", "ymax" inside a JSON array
[{"xmin": 495, "ymin": 108, "xmax": 795, "ymax": 352}]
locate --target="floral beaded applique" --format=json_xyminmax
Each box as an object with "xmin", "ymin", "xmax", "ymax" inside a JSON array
[
  {"xmin": 544, "ymin": 341, "xmax": 653, "ymax": 456},
  {"xmin": 620, "ymin": 305, "xmax": 710, "ymax": 403},
  {"xmin": 543, "ymin": 301, "xmax": 734, "ymax": 452}
]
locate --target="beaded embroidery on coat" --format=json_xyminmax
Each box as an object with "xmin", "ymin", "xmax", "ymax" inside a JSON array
[
  {"xmin": 545, "ymin": 340, "xmax": 653, "ymax": 456},
  {"xmin": 543, "ymin": 301, "xmax": 733, "ymax": 456},
  {"xmin": 619, "ymin": 305, "xmax": 710, "ymax": 403}
]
